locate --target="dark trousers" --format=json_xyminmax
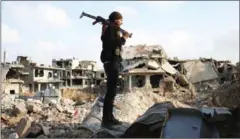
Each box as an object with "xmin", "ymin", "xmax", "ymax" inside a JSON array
[{"xmin": 102, "ymin": 61, "xmax": 119, "ymax": 122}]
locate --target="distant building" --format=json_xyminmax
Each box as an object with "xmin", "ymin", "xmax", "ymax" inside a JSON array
[
  {"xmin": 52, "ymin": 58, "xmax": 103, "ymax": 88},
  {"xmin": 121, "ymin": 44, "xmax": 170, "ymax": 91},
  {"xmin": 3, "ymin": 56, "xmax": 65, "ymax": 95}
]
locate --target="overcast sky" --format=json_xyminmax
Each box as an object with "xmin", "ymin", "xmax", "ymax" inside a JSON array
[{"xmin": 1, "ymin": 1, "xmax": 239, "ymax": 67}]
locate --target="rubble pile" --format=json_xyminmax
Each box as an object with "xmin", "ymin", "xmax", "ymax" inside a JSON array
[
  {"xmin": 212, "ymin": 79, "xmax": 240, "ymax": 109},
  {"xmin": 161, "ymin": 83, "xmax": 196, "ymax": 105},
  {"xmin": 1, "ymin": 94, "xmax": 93, "ymax": 138},
  {"xmin": 61, "ymin": 88, "xmax": 97, "ymax": 102},
  {"xmin": 1, "ymin": 88, "xmax": 193, "ymax": 138},
  {"xmin": 79, "ymin": 88, "xmax": 193, "ymax": 137},
  {"xmin": 113, "ymin": 88, "xmax": 192, "ymax": 123}
]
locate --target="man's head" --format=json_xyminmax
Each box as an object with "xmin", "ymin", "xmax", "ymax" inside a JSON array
[{"xmin": 109, "ymin": 11, "xmax": 123, "ymax": 26}]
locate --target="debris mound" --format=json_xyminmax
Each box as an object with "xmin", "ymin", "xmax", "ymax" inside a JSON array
[
  {"xmin": 114, "ymin": 89, "xmax": 192, "ymax": 123},
  {"xmin": 1, "ymin": 94, "xmax": 91, "ymax": 138},
  {"xmin": 212, "ymin": 79, "xmax": 240, "ymax": 109}
]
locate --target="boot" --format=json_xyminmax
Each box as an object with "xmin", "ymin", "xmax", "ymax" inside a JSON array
[
  {"xmin": 110, "ymin": 116, "xmax": 122, "ymax": 125},
  {"xmin": 101, "ymin": 117, "xmax": 122, "ymax": 129}
]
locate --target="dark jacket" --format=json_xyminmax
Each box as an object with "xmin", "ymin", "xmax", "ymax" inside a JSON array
[{"xmin": 100, "ymin": 23, "xmax": 126, "ymax": 63}]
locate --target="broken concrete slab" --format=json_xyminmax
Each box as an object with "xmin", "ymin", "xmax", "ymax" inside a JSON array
[
  {"xmin": 25, "ymin": 124, "xmax": 43, "ymax": 138},
  {"xmin": 7, "ymin": 115, "xmax": 25, "ymax": 126},
  {"xmin": 183, "ymin": 60, "xmax": 219, "ymax": 83},
  {"xmin": 8, "ymin": 132, "xmax": 19, "ymax": 139},
  {"xmin": 201, "ymin": 107, "xmax": 232, "ymax": 122},
  {"xmin": 40, "ymin": 124, "xmax": 50, "ymax": 136},
  {"xmin": 146, "ymin": 60, "xmax": 160, "ymax": 69},
  {"xmin": 161, "ymin": 59, "xmax": 178, "ymax": 75},
  {"xmin": 55, "ymin": 104, "xmax": 63, "ymax": 112},
  {"xmin": 15, "ymin": 117, "xmax": 31, "ymax": 137},
  {"xmin": 26, "ymin": 102, "xmax": 42, "ymax": 113},
  {"xmin": 12, "ymin": 102, "xmax": 27, "ymax": 116}
]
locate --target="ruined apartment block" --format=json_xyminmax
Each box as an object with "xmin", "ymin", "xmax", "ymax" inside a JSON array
[
  {"xmin": 26, "ymin": 64, "xmax": 65, "ymax": 92},
  {"xmin": 52, "ymin": 58, "xmax": 104, "ymax": 88},
  {"xmin": 2, "ymin": 56, "xmax": 65, "ymax": 95},
  {"xmin": 121, "ymin": 45, "xmax": 172, "ymax": 91},
  {"xmin": 2, "ymin": 56, "xmax": 31, "ymax": 96},
  {"xmin": 174, "ymin": 58, "xmax": 240, "ymax": 91},
  {"xmin": 120, "ymin": 45, "xmax": 240, "ymax": 92}
]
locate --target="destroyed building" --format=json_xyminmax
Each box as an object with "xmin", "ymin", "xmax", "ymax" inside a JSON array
[
  {"xmin": 120, "ymin": 45, "xmax": 239, "ymax": 93},
  {"xmin": 168, "ymin": 58, "xmax": 240, "ymax": 91},
  {"xmin": 2, "ymin": 56, "xmax": 65, "ymax": 96},
  {"xmin": 1, "ymin": 48, "xmax": 240, "ymax": 139},
  {"xmin": 52, "ymin": 59, "xmax": 99, "ymax": 88},
  {"xmin": 25, "ymin": 63, "xmax": 65, "ymax": 93},
  {"xmin": 121, "ymin": 44, "xmax": 185, "ymax": 92},
  {"xmin": 95, "ymin": 69, "xmax": 106, "ymax": 85},
  {"xmin": 2, "ymin": 56, "xmax": 30, "ymax": 96}
]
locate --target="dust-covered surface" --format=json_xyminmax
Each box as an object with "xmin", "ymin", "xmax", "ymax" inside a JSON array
[
  {"xmin": 113, "ymin": 88, "xmax": 192, "ymax": 123},
  {"xmin": 1, "ymin": 59, "xmax": 240, "ymax": 138},
  {"xmin": 0, "ymin": 84, "xmax": 221, "ymax": 138},
  {"xmin": 1, "ymin": 96, "xmax": 93, "ymax": 138},
  {"xmin": 1, "ymin": 82, "xmax": 240, "ymax": 138},
  {"xmin": 212, "ymin": 79, "xmax": 240, "ymax": 109}
]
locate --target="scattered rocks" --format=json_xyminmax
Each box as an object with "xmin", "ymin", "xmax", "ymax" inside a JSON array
[
  {"xmin": 15, "ymin": 117, "xmax": 31, "ymax": 137},
  {"xmin": 26, "ymin": 102, "xmax": 42, "ymax": 113},
  {"xmin": 55, "ymin": 104, "xmax": 63, "ymax": 112},
  {"xmin": 1, "ymin": 95, "xmax": 89, "ymax": 138},
  {"xmin": 212, "ymin": 80, "xmax": 240, "ymax": 109},
  {"xmin": 8, "ymin": 132, "xmax": 19, "ymax": 139},
  {"xmin": 12, "ymin": 102, "xmax": 27, "ymax": 116},
  {"xmin": 2, "ymin": 79, "xmax": 240, "ymax": 138},
  {"xmin": 40, "ymin": 124, "xmax": 50, "ymax": 136}
]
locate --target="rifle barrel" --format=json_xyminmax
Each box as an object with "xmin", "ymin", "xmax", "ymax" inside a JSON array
[{"xmin": 82, "ymin": 12, "xmax": 97, "ymax": 20}]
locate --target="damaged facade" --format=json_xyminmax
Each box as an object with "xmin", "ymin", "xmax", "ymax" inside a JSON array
[
  {"xmin": 171, "ymin": 58, "xmax": 240, "ymax": 91},
  {"xmin": 2, "ymin": 56, "xmax": 30, "ymax": 96},
  {"xmin": 120, "ymin": 45, "xmax": 239, "ymax": 93},
  {"xmin": 120, "ymin": 45, "xmax": 191, "ymax": 93},
  {"xmin": 52, "ymin": 59, "xmax": 103, "ymax": 88},
  {"xmin": 2, "ymin": 56, "xmax": 65, "ymax": 96},
  {"xmin": 1, "ymin": 47, "xmax": 240, "ymax": 138},
  {"xmin": 26, "ymin": 64, "xmax": 64, "ymax": 92},
  {"xmin": 2, "ymin": 56, "xmax": 106, "ymax": 97}
]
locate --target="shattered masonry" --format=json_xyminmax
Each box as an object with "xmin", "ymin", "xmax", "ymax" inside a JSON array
[
  {"xmin": 1, "ymin": 56, "xmax": 106, "ymax": 98},
  {"xmin": 1, "ymin": 44, "xmax": 240, "ymax": 138},
  {"xmin": 1, "ymin": 45, "xmax": 238, "ymax": 97},
  {"xmin": 120, "ymin": 44, "xmax": 239, "ymax": 93}
]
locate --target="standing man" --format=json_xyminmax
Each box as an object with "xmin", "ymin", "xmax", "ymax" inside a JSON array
[{"xmin": 100, "ymin": 11, "xmax": 130, "ymax": 128}]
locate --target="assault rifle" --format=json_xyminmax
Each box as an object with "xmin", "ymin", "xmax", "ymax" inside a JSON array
[{"xmin": 79, "ymin": 11, "xmax": 132, "ymax": 38}]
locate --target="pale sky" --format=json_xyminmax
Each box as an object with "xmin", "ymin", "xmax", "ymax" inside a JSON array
[{"xmin": 1, "ymin": 1, "xmax": 239, "ymax": 67}]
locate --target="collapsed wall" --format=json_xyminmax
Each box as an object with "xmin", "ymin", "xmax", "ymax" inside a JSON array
[{"xmin": 212, "ymin": 79, "xmax": 240, "ymax": 109}]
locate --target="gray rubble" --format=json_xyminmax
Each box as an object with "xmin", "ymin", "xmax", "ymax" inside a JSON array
[{"xmin": 1, "ymin": 45, "xmax": 239, "ymax": 138}]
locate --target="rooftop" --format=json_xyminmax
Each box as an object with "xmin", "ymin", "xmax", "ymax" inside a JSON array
[{"xmin": 122, "ymin": 44, "xmax": 168, "ymax": 60}]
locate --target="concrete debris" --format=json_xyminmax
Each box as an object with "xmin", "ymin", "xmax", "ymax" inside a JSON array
[
  {"xmin": 55, "ymin": 104, "xmax": 63, "ymax": 112},
  {"xmin": 40, "ymin": 124, "xmax": 50, "ymax": 136},
  {"xmin": 26, "ymin": 100, "xmax": 42, "ymax": 113},
  {"xmin": 8, "ymin": 132, "xmax": 19, "ymax": 139},
  {"xmin": 1, "ymin": 51, "xmax": 239, "ymax": 138},
  {"xmin": 212, "ymin": 79, "xmax": 240, "ymax": 109},
  {"xmin": 12, "ymin": 102, "xmax": 27, "ymax": 116},
  {"xmin": 15, "ymin": 117, "xmax": 32, "ymax": 137},
  {"xmin": 2, "ymin": 80, "xmax": 240, "ymax": 138},
  {"xmin": 1, "ymin": 93, "xmax": 90, "ymax": 138}
]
